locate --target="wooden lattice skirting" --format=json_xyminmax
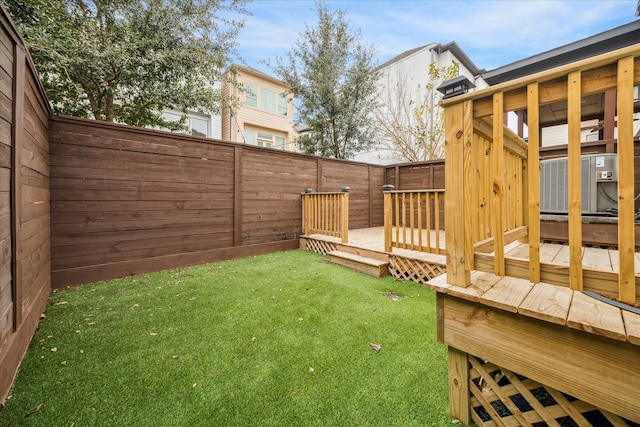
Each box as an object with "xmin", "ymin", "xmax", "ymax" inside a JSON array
[
  {"xmin": 388, "ymin": 255, "xmax": 446, "ymax": 285},
  {"xmin": 301, "ymin": 238, "xmax": 338, "ymax": 256},
  {"xmin": 469, "ymin": 355, "xmax": 637, "ymax": 427}
]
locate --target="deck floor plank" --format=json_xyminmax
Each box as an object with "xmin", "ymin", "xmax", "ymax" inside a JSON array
[
  {"xmin": 518, "ymin": 282, "xmax": 573, "ymax": 325},
  {"xmin": 582, "ymin": 247, "xmax": 613, "ymax": 271},
  {"xmin": 621, "ymin": 309, "xmax": 640, "ymax": 345},
  {"xmin": 504, "ymin": 242, "xmax": 529, "ymax": 259},
  {"xmin": 480, "ymin": 275, "xmax": 533, "ymax": 313},
  {"xmin": 567, "ymin": 291, "xmax": 626, "ymax": 341},
  {"xmin": 425, "ymin": 272, "xmax": 451, "ymax": 293},
  {"xmin": 446, "ymin": 271, "xmax": 499, "ymax": 302},
  {"xmin": 539, "ymin": 243, "xmax": 564, "ymax": 263},
  {"xmin": 609, "ymin": 249, "xmax": 640, "ymax": 273}
]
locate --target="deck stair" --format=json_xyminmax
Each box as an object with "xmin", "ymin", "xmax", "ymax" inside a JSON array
[{"xmin": 327, "ymin": 244, "xmax": 389, "ymax": 277}]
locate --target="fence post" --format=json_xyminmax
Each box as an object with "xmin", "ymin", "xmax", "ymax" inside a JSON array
[
  {"xmin": 340, "ymin": 187, "xmax": 350, "ymax": 243},
  {"xmin": 383, "ymin": 185, "xmax": 394, "ymax": 252}
]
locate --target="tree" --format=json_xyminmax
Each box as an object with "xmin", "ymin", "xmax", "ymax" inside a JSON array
[
  {"xmin": 271, "ymin": 2, "xmax": 379, "ymax": 159},
  {"xmin": 6, "ymin": 0, "xmax": 249, "ymax": 129},
  {"xmin": 372, "ymin": 61, "xmax": 459, "ymax": 161}
]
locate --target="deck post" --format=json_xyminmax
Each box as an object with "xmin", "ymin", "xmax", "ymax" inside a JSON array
[
  {"xmin": 383, "ymin": 188, "xmax": 393, "ymax": 252},
  {"xmin": 463, "ymin": 100, "xmax": 475, "ymax": 271},
  {"xmin": 447, "ymin": 346, "xmax": 470, "ymax": 425},
  {"xmin": 301, "ymin": 194, "xmax": 307, "ymax": 235},
  {"xmin": 341, "ymin": 191, "xmax": 349, "ymax": 243},
  {"xmin": 567, "ymin": 70, "xmax": 583, "ymax": 291},
  {"xmin": 445, "ymin": 102, "xmax": 470, "ymax": 287},
  {"xmin": 617, "ymin": 55, "xmax": 636, "ymax": 303}
]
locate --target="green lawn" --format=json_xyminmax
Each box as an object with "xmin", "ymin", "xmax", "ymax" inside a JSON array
[{"xmin": 0, "ymin": 250, "xmax": 451, "ymax": 426}]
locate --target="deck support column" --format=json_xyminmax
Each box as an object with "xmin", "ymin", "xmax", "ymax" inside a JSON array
[
  {"xmin": 445, "ymin": 102, "xmax": 470, "ymax": 287},
  {"xmin": 448, "ymin": 346, "xmax": 470, "ymax": 425}
]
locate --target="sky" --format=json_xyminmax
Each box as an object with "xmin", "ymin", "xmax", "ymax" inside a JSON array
[{"xmin": 229, "ymin": 0, "xmax": 639, "ymax": 75}]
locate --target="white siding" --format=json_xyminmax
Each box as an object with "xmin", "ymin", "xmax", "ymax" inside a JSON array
[{"xmin": 352, "ymin": 44, "xmax": 484, "ymax": 165}]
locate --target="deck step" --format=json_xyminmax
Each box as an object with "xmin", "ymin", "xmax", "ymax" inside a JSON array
[
  {"xmin": 327, "ymin": 250, "xmax": 389, "ymax": 277},
  {"xmin": 335, "ymin": 243, "xmax": 389, "ymax": 262}
]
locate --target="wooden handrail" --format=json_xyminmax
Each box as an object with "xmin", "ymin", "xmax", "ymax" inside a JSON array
[
  {"xmin": 443, "ymin": 44, "xmax": 639, "ymax": 303},
  {"xmin": 383, "ymin": 189, "xmax": 445, "ymax": 255},
  {"xmin": 301, "ymin": 192, "xmax": 349, "ymax": 243}
]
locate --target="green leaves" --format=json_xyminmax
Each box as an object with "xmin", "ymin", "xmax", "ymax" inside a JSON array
[
  {"xmin": 7, "ymin": 0, "xmax": 250, "ymax": 127},
  {"xmin": 373, "ymin": 60, "xmax": 460, "ymax": 162},
  {"xmin": 272, "ymin": 2, "xmax": 380, "ymax": 159}
]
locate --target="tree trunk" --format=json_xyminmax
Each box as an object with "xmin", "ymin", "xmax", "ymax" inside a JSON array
[{"xmin": 105, "ymin": 95, "xmax": 115, "ymax": 122}]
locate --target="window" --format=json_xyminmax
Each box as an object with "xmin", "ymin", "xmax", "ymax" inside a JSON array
[
  {"xmin": 244, "ymin": 128, "xmax": 286, "ymax": 149},
  {"xmin": 190, "ymin": 117, "xmax": 208, "ymax": 137},
  {"xmin": 245, "ymin": 83, "xmax": 290, "ymax": 116},
  {"xmin": 245, "ymin": 83, "xmax": 257, "ymax": 107},
  {"xmin": 244, "ymin": 129, "xmax": 256, "ymax": 145},
  {"xmin": 161, "ymin": 110, "xmax": 210, "ymax": 137},
  {"xmin": 278, "ymin": 94, "xmax": 288, "ymax": 116},
  {"xmin": 259, "ymin": 88, "xmax": 276, "ymax": 113},
  {"xmin": 257, "ymin": 132, "xmax": 274, "ymax": 147}
]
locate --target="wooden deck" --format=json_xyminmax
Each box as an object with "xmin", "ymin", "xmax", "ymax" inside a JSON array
[
  {"xmin": 306, "ymin": 226, "xmax": 640, "ymax": 345},
  {"xmin": 318, "ymin": 226, "xmax": 446, "ymax": 263},
  {"xmin": 428, "ymin": 269, "xmax": 640, "ymax": 346},
  {"xmin": 308, "ymin": 226, "xmax": 640, "ymax": 274},
  {"xmin": 302, "ymin": 226, "xmax": 447, "ymax": 284}
]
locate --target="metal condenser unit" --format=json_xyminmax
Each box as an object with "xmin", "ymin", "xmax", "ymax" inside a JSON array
[{"xmin": 540, "ymin": 153, "xmax": 618, "ymax": 215}]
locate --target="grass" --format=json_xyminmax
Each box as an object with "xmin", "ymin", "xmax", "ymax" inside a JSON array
[{"xmin": 0, "ymin": 250, "xmax": 451, "ymax": 426}]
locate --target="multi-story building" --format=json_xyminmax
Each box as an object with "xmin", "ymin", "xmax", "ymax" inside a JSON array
[
  {"xmin": 352, "ymin": 42, "xmax": 485, "ymax": 164},
  {"xmin": 160, "ymin": 108, "xmax": 222, "ymax": 139},
  {"xmin": 222, "ymin": 65, "xmax": 298, "ymax": 151}
]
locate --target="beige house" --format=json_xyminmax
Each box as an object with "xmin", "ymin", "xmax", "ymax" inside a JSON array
[{"xmin": 222, "ymin": 66, "xmax": 298, "ymax": 151}]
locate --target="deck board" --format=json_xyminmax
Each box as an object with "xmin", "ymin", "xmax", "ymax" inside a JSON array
[
  {"xmin": 447, "ymin": 271, "xmax": 500, "ymax": 302},
  {"xmin": 566, "ymin": 291, "xmax": 626, "ymax": 341},
  {"xmin": 480, "ymin": 275, "xmax": 533, "ymax": 313},
  {"xmin": 518, "ymin": 282, "xmax": 573, "ymax": 325},
  {"xmin": 539, "ymin": 243, "xmax": 564, "ymax": 263},
  {"xmin": 621, "ymin": 310, "xmax": 640, "ymax": 345},
  {"xmin": 582, "ymin": 247, "xmax": 613, "ymax": 270}
]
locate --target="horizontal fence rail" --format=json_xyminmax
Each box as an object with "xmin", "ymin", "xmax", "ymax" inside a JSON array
[
  {"xmin": 384, "ymin": 189, "xmax": 445, "ymax": 254},
  {"xmin": 301, "ymin": 192, "xmax": 349, "ymax": 243}
]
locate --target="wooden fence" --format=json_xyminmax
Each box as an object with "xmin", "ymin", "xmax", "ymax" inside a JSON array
[
  {"xmin": 49, "ymin": 116, "xmax": 385, "ymax": 287},
  {"xmin": 0, "ymin": 7, "xmax": 52, "ymax": 404}
]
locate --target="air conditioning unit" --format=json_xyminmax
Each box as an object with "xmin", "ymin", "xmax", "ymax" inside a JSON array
[{"xmin": 540, "ymin": 153, "xmax": 618, "ymax": 215}]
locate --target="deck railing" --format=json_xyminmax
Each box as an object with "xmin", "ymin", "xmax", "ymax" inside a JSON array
[
  {"xmin": 301, "ymin": 191, "xmax": 349, "ymax": 243},
  {"xmin": 383, "ymin": 189, "xmax": 445, "ymax": 254},
  {"xmin": 442, "ymin": 44, "xmax": 640, "ymax": 304}
]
